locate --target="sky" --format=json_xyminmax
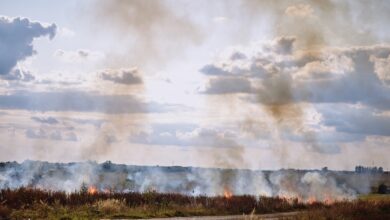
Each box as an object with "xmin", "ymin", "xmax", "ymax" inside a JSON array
[{"xmin": 0, "ymin": 0, "xmax": 389, "ymax": 170}]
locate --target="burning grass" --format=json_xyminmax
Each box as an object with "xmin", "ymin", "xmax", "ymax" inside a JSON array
[{"xmin": 0, "ymin": 188, "xmax": 389, "ymax": 219}]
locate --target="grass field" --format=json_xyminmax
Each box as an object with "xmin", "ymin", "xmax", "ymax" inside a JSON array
[
  {"xmin": 358, "ymin": 193, "xmax": 390, "ymax": 202},
  {"xmin": 0, "ymin": 188, "xmax": 389, "ymax": 219}
]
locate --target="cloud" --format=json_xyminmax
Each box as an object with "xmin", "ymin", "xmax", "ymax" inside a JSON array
[
  {"xmin": 25, "ymin": 128, "xmax": 77, "ymax": 142},
  {"xmin": 100, "ymin": 68, "xmax": 142, "ymax": 85},
  {"xmin": 319, "ymin": 104, "xmax": 390, "ymax": 137},
  {"xmin": 200, "ymin": 36, "xmax": 390, "ymax": 154},
  {"xmin": 0, "ymin": 90, "xmax": 160, "ymax": 114},
  {"xmin": 372, "ymin": 54, "xmax": 390, "ymax": 85},
  {"xmin": 129, "ymin": 124, "xmax": 241, "ymax": 148},
  {"xmin": 267, "ymin": 36, "xmax": 296, "ymax": 55},
  {"xmin": 0, "ymin": 16, "xmax": 56, "ymax": 79},
  {"xmin": 0, "ymin": 69, "xmax": 35, "ymax": 82},
  {"xmin": 31, "ymin": 116, "xmax": 59, "ymax": 125},
  {"xmin": 54, "ymin": 49, "xmax": 104, "ymax": 63},
  {"xmin": 200, "ymin": 37, "xmax": 390, "ymax": 110}
]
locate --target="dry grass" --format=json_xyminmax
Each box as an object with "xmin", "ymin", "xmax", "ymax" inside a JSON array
[
  {"xmin": 94, "ymin": 199, "xmax": 127, "ymax": 215},
  {"xmin": 298, "ymin": 199, "xmax": 390, "ymax": 220},
  {"xmin": 0, "ymin": 188, "xmax": 389, "ymax": 219}
]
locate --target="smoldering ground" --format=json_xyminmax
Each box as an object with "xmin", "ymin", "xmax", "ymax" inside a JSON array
[{"xmin": 1, "ymin": 160, "xmax": 387, "ymax": 202}]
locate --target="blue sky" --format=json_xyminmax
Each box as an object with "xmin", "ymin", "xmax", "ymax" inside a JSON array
[{"xmin": 0, "ymin": 0, "xmax": 389, "ymax": 170}]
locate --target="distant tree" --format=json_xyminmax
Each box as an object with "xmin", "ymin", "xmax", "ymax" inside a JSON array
[
  {"xmin": 102, "ymin": 160, "xmax": 112, "ymax": 170},
  {"xmin": 322, "ymin": 167, "xmax": 328, "ymax": 172},
  {"xmin": 378, "ymin": 183, "xmax": 387, "ymax": 194}
]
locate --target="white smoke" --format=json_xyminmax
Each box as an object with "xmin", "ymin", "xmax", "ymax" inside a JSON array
[{"xmin": 0, "ymin": 161, "xmax": 378, "ymax": 202}]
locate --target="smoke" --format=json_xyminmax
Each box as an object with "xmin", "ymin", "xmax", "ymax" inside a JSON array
[
  {"xmin": 92, "ymin": 0, "xmax": 203, "ymax": 68},
  {"xmin": 1, "ymin": 160, "xmax": 383, "ymax": 202},
  {"xmin": 217, "ymin": 0, "xmax": 390, "ymax": 165},
  {"xmin": 79, "ymin": 0, "xmax": 206, "ymax": 160}
]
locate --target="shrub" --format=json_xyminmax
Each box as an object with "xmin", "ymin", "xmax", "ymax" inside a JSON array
[{"xmin": 378, "ymin": 184, "xmax": 388, "ymax": 194}]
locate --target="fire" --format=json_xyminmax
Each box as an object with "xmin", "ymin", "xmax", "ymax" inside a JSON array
[
  {"xmin": 88, "ymin": 186, "xmax": 98, "ymax": 195},
  {"xmin": 223, "ymin": 187, "xmax": 233, "ymax": 199},
  {"xmin": 307, "ymin": 196, "xmax": 317, "ymax": 204},
  {"xmin": 323, "ymin": 195, "xmax": 335, "ymax": 205}
]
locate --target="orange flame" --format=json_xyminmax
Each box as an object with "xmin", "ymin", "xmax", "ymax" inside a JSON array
[
  {"xmin": 223, "ymin": 187, "xmax": 233, "ymax": 199},
  {"xmin": 306, "ymin": 196, "xmax": 317, "ymax": 204},
  {"xmin": 324, "ymin": 195, "xmax": 335, "ymax": 205},
  {"xmin": 88, "ymin": 186, "xmax": 98, "ymax": 195}
]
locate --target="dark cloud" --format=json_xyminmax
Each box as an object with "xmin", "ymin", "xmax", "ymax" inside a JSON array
[
  {"xmin": 0, "ymin": 16, "xmax": 56, "ymax": 79},
  {"xmin": 200, "ymin": 64, "xmax": 233, "ymax": 76},
  {"xmin": 31, "ymin": 116, "xmax": 59, "ymax": 125},
  {"xmin": 0, "ymin": 90, "xmax": 171, "ymax": 114},
  {"xmin": 1, "ymin": 69, "xmax": 35, "ymax": 81},
  {"xmin": 267, "ymin": 36, "xmax": 296, "ymax": 55},
  {"xmin": 100, "ymin": 68, "xmax": 142, "ymax": 85},
  {"xmin": 319, "ymin": 104, "xmax": 390, "ymax": 137}
]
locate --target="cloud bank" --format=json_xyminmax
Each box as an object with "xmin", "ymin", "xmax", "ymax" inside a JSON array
[{"xmin": 0, "ymin": 16, "xmax": 56, "ymax": 80}]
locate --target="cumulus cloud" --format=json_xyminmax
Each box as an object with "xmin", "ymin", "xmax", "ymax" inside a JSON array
[
  {"xmin": 0, "ymin": 16, "xmax": 56, "ymax": 79},
  {"xmin": 0, "ymin": 68, "xmax": 35, "ymax": 82},
  {"xmin": 200, "ymin": 37, "xmax": 390, "ymax": 110},
  {"xmin": 200, "ymin": 36, "xmax": 390, "ymax": 154},
  {"xmin": 372, "ymin": 54, "xmax": 390, "ymax": 85},
  {"xmin": 100, "ymin": 68, "xmax": 142, "ymax": 85}
]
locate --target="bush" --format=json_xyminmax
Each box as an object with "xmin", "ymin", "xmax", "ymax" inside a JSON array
[{"xmin": 378, "ymin": 184, "xmax": 388, "ymax": 194}]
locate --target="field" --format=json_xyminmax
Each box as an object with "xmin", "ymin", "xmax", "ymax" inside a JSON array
[{"xmin": 0, "ymin": 188, "xmax": 389, "ymax": 220}]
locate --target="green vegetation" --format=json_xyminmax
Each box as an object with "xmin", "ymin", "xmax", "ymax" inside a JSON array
[{"xmin": 359, "ymin": 193, "xmax": 390, "ymax": 202}]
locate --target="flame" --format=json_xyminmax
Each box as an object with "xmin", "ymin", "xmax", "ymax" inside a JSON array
[
  {"xmin": 306, "ymin": 196, "xmax": 317, "ymax": 204},
  {"xmin": 223, "ymin": 187, "xmax": 233, "ymax": 199},
  {"xmin": 88, "ymin": 186, "xmax": 98, "ymax": 195},
  {"xmin": 323, "ymin": 195, "xmax": 335, "ymax": 205}
]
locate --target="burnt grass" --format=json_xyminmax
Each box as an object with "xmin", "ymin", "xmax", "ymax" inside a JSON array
[{"xmin": 0, "ymin": 188, "xmax": 389, "ymax": 219}]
